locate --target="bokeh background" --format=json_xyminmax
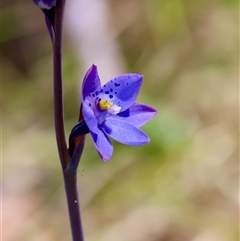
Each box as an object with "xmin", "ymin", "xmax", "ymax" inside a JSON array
[{"xmin": 2, "ymin": 0, "xmax": 239, "ymax": 240}]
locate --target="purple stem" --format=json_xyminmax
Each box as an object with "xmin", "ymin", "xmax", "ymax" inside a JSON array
[
  {"xmin": 53, "ymin": 0, "xmax": 84, "ymax": 240},
  {"xmin": 63, "ymin": 169, "xmax": 84, "ymax": 241},
  {"xmin": 63, "ymin": 146, "xmax": 85, "ymax": 241},
  {"xmin": 67, "ymin": 138, "xmax": 86, "ymax": 172},
  {"xmin": 53, "ymin": 0, "xmax": 68, "ymax": 169},
  {"xmin": 65, "ymin": 138, "xmax": 85, "ymax": 240}
]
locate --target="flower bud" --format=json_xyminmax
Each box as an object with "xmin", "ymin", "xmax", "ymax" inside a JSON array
[{"xmin": 32, "ymin": 0, "xmax": 56, "ymax": 9}]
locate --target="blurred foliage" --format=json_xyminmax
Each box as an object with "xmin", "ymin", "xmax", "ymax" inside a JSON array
[{"xmin": 2, "ymin": 0, "xmax": 238, "ymax": 241}]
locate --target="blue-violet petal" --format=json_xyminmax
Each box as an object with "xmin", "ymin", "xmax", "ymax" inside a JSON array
[
  {"xmin": 115, "ymin": 102, "xmax": 157, "ymax": 127},
  {"xmin": 82, "ymin": 64, "xmax": 101, "ymax": 100},
  {"xmin": 90, "ymin": 130, "xmax": 113, "ymax": 162},
  {"xmin": 82, "ymin": 102, "xmax": 99, "ymax": 134},
  {"xmin": 101, "ymin": 118, "xmax": 150, "ymax": 146},
  {"xmin": 33, "ymin": 0, "xmax": 56, "ymax": 9}
]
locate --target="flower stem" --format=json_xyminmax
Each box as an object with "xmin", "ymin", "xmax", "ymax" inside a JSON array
[
  {"xmin": 53, "ymin": 0, "xmax": 84, "ymax": 240},
  {"xmin": 63, "ymin": 170, "xmax": 84, "ymax": 241},
  {"xmin": 53, "ymin": 0, "xmax": 68, "ymax": 169}
]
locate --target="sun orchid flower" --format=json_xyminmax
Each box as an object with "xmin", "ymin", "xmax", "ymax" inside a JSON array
[
  {"xmin": 70, "ymin": 65, "xmax": 157, "ymax": 162},
  {"xmin": 32, "ymin": 0, "xmax": 56, "ymax": 9}
]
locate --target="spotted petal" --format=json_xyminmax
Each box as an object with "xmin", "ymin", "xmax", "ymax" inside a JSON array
[
  {"xmin": 114, "ymin": 102, "xmax": 157, "ymax": 127},
  {"xmin": 90, "ymin": 130, "xmax": 113, "ymax": 162},
  {"xmin": 82, "ymin": 64, "xmax": 101, "ymax": 100},
  {"xmin": 101, "ymin": 118, "xmax": 150, "ymax": 146},
  {"xmin": 97, "ymin": 74, "xmax": 143, "ymax": 112}
]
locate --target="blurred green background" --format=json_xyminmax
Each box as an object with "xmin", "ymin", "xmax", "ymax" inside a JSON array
[{"xmin": 2, "ymin": 0, "xmax": 238, "ymax": 241}]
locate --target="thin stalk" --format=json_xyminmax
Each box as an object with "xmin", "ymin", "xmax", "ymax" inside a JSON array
[
  {"xmin": 64, "ymin": 139, "xmax": 85, "ymax": 241},
  {"xmin": 53, "ymin": 1, "xmax": 85, "ymax": 240},
  {"xmin": 53, "ymin": 0, "xmax": 68, "ymax": 169},
  {"xmin": 63, "ymin": 171, "xmax": 84, "ymax": 241}
]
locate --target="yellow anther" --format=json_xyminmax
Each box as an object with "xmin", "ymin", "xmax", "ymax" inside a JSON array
[{"xmin": 98, "ymin": 99, "xmax": 113, "ymax": 110}]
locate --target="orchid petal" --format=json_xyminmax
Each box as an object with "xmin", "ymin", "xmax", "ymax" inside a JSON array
[
  {"xmin": 33, "ymin": 0, "xmax": 56, "ymax": 9},
  {"xmin": 101, "ymin": 118, "xmax": 150, "ymax": 146},
  {"xmin": 90, "ymin": 130, "xmax": 113, "ymax": 162},
  {"xmin": 114, "ymin": 102, "xmax": 157, "ymax": 127},
  {"xmin": 82, "ymin": 65, "xmax": 101, "ymax": 100},
  {"xmin": 82, "ymin": 102, "xmax": 99, "ymax": 134},
  {"xmin": 97, "ymin": 74, "xmax": 143, "ymax": 112}
]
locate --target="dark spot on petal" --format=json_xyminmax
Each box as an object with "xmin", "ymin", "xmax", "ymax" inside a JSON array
[
  {"xmin": 103, "ymin": 84, "xmax": 106, "ymax": 87},
  {"xmin": 126, "ymin": 83, "xmax": 129, "ymax": 85},
  {"xmin": 101, "ymin": 89, "xmax": 103, "ymax": 92},
  {"xmin": 110, "ymin": 88, "xmax": 113, "ymax": 92},
  {"xmin": 115, "ymin": 92, "xmax": 117, "ymax": 94},
  {"xmin": 89, "ymin": 103, "xmax": 91, "ymax": 106},
  {"xmin": 92, "ymin": 94, "xmax": 95, "ymax": 97},
  {"xmin": 109, "ymin": 95, "xmax": 113, "ymax": 99},
  {"xmin": 105, "ymin": 91, "xmax": 109, "ymax": 94},
  {"xmin": 95, "ymin": 91, "xmax": 98, "ymax": 95}
]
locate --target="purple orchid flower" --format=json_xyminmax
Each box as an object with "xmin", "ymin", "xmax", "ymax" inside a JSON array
[
  {"xmin": 32, "ymin": 0, "xmax": 56, "ymax": 9},
  {"xmin": 70, "ymin": 65, "xmax": 157, "ymax": 162}
]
